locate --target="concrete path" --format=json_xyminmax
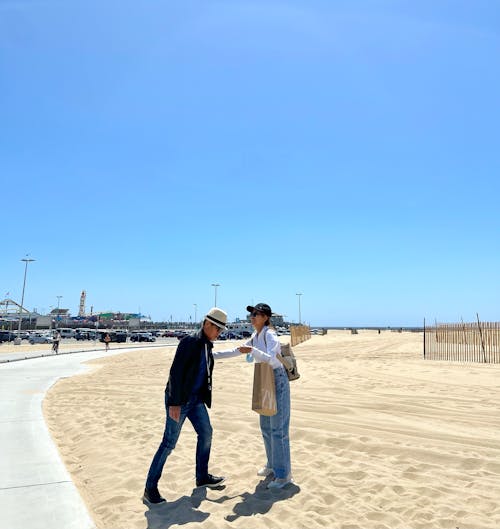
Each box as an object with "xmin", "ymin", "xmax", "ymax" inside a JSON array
[
  {"xmin": 0, "ymin": 342, "xmax": 166, "ymax": 364},
  {"xmin": 0, "ymin": 345, "xmax": 170, "ymax": 529}
]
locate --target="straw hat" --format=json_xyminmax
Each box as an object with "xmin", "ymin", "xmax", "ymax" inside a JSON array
[{"xmin": 205, "ymin": 307, "xmax": 228, "ymax": 329}]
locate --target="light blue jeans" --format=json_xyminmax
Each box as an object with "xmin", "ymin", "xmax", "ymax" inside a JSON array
[{"xmin": 259, "ymin": 367, "xmax": 291, "ymax": 479}]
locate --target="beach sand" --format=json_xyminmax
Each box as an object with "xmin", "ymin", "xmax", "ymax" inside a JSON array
[{"xmin": 43, "ymin": 330, "xmax": 500, "ymax": 529}]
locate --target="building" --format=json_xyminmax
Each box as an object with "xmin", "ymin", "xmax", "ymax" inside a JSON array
[{"xmin": 0, "ymin": 298, "xmax": 39, "ymax": 329}]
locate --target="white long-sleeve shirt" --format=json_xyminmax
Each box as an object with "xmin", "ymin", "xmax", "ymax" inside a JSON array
[{"xmin": 213, "ymin": 326, "xmax": 283, "ymax": 370}]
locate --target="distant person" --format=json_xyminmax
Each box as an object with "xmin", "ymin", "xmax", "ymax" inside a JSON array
[
  {"xmin": 104, "ymin": 333, "xmax": 111, "ymax": 351},
  {"xmin": 52, "ymin": 331, "xmax": 61, "ymax": 354},
  {"xmin": 238, "ymin": 303, "xmax": 293, "ymax": 489},
  {"xmin": 143, "ymin": 307, "xmax": 242, "ymax": 505}
]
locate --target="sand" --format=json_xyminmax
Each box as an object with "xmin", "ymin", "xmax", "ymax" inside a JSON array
[{"xmin": 43, "ymin": 330, "xmax": 500, "ymax": 529}]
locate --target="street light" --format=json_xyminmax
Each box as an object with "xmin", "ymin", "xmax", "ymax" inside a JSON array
[
  {"xmin": 193, "ymin": 303, "xmax": 198, "ymax": 326},
  {"xmin": 16, "ymin": 256, "xmax": 35, "ymax": 342},
  {"xmin": 56, "ymin": 295, "xmax": 63, "ymax": 329},
  {"xmin": 296, "ymin": 293, "xmax": 303, "ymax": 324},
  {"xmin": 211, "ymin": 283, "xmax": 220, "ymax": 307}
]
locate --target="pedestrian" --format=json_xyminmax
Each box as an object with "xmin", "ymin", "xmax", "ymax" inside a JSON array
[
  {"xmin": 238, "ymin": 303, "xmax": 293, "ymax": 489},
  {"xmin": 104, "ymin": 333, "xmax": 111, "ymax": 351},
  {"xmin": 143, "ymin": 307, "xmax": 241, "ymax": 505},
  {"xmin": 52, "ymin": 330, "xmax": 61, "ymax": 354}
]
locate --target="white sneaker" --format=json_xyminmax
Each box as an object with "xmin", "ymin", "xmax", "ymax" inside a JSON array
[
  {"xmin": 257, "ymin": 466, "xmax": 273, "ymax": 477},
  {"xmin": 267, "ymin": 476, "xmax": 293, "ymax": 489}
]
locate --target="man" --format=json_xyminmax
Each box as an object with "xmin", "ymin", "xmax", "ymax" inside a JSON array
[
  {"xmin": 52, "ymin": 330, "xmax": 61, "ymax": 353},
  {"xmin": 143, "ymin": 307, "xmax": 236, "ymax": 505}
]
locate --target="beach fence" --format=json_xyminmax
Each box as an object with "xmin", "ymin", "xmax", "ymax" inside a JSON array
[
  {"xmin": 424, "ymin": 319, "xmax": 500, "ymax": 363},
  {"xmin": 290, "ymin": 325, "xmax": 311, "ymax": 347}
]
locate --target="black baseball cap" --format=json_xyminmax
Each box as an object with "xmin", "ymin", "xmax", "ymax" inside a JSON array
[{"xmin": 246, "ymin": 303, "xmax": 272, "ymax": 317}]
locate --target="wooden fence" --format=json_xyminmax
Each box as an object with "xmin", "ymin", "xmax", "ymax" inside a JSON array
[
  {"xmin": 424, "ymin": 321, "xmax": 500, "ymax": 363},
  {"xmin": 290, "ymin": 325, "xmax": 311, "ymax": 347}
]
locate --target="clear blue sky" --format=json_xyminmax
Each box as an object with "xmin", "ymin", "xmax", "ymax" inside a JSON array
[{"xmin": 1, "ymin": 1, "xmax": 499, "ymax": 327}]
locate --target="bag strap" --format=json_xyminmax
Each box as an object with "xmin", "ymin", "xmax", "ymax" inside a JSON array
[{"xmin": 251, "ymin": 327, "xmax": 268, "ymax": 347}]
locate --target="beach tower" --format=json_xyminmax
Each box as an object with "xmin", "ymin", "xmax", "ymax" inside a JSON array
[{"xmin": 78, "ymin": 290, "xmax": 86, "ymax": 317}]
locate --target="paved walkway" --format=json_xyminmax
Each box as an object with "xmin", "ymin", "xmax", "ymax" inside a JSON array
[
  {"xmin": 0, "ymin": 344, "xmax": 172, "ymax": 529},
  {"xmin": 0, "ymin": 341, "xmax": 165, "ymax": 364}
]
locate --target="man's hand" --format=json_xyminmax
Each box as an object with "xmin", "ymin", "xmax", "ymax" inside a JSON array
[
  {"xmin": 169, "ymin": 405, "xmax": 181, "ymax": 422},
  {"xmin": 238, "ymin": 346, "xmax": 252, "ymax": 354}
]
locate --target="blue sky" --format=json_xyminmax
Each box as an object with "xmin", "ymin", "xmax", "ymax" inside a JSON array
[{"xmin": 1, "ymin": 1, "xmax": 499, "ymax": 326}]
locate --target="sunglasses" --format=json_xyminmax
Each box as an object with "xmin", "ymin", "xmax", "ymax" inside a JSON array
[
  {"xmin": 250, "ymin": 311, "xmax": 264, "ymax": 317},
  {"xmin": 210, "ymin": 322, "xmax": 223, "ymax": 333}
]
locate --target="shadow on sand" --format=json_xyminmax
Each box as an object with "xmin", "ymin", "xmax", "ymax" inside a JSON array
[
  {"xmin": 144, "ymin": 478, "xmax": 300, "ymax": 528},
  {"xmin": 219, "ymin": 476, "xmax": 301, "ymax": 523},
  {"xmin": 144, "ymin": 486, "xmax": 212, "ymax": 529}
]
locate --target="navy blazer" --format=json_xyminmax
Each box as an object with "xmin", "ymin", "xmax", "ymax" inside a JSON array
[{"xmin": 165, "ymin": 330, "xmax": 215, "ymax": 408}]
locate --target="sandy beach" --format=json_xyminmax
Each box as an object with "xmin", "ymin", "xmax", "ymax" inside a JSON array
[{"xmin": 42, "ymin": 330, "xmax": 500, "ymax": 529}]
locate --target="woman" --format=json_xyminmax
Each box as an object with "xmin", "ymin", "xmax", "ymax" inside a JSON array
[{"xmin": 239, "ymin": 302, "xmax": 293, "ymax": 489}]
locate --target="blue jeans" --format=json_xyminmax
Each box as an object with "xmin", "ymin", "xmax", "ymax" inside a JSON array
[
  {"xmin": 146, "ymin": 394, "xmax": 213, "ymax": 489},
  {"xmin": 259, "ymin": 367, "xmax": 291, "ymax": 479}
]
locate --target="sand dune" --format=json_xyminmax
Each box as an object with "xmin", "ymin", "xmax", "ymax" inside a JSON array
[{"xmin": 43, "ymin": 330, "xmax": 500, "ymax": 529}]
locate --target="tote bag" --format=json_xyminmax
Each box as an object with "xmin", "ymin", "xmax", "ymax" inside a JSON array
[
  {"xmin": 252, "ymin": 362, "xmax": 277, "ymax": 416},
  {"xmin": 277, "ymin": 343, "xmax": 300, "ymax": 381}
]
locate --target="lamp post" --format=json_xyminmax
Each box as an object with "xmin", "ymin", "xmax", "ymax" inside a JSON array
[
  {"xmin": 193, "ymin": 303, "xmax": 198, "ymax": 326},
  {"xmin": 56, "ymin": 295, "xmax": 63, "ymax": 329},
  {"xmin": 211, "ymin": 283, "xmax": 220, "ymax": 307},
  {"xmin": 16, "ymin": 256, "xmax": 35, "ymax": 343},
  {"xmin": 296, "ymin": 293, "xmax": 302, "ymax": 325}
]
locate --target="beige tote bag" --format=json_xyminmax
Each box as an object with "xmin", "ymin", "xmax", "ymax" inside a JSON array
[{"xmin": 252, "ymin": 362, "xmax": 277, "ymax": 416}]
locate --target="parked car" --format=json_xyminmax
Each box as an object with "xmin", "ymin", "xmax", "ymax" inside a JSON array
[
  {"xmin": 112, "ymin": 331, "xmax": 128, "ymax": 343},
  {"xmin": 98, "ymin": 331, "xmax": 127, "ymax": 343},
  {"xmin": 29, "ymin": 333, "xmax": 53, "ymax": 344},
  {"xmin": 0, "ymin": 330, "xmax": 17, "ymax": 343},
  {"xmin": 75, "ymin": 329, "xmax": 95, "ymax": 340},
  {"xmin": 162, "ymin": 330, "xmax": 176, "ymax": 337},
  {"xmin": 130, "ymin": 332, "xmax": 156, "ymax": 343},
  {"xmin": 14, "ymin": 331, "xmax": 30, "ymax": 340},
  {"xmin": 75, "ymin": 330, "xmax": 90, "ymax": 340},
  {"xmin": 226, "ymin": 332, "xmax": 243, "ymax": 340},
  {"xmin": 58, "ymin": 328, "xmax": 76, "ymax": 339}
]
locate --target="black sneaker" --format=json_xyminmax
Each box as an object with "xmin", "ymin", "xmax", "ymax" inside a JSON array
[
  {"xmin": 142, "ymin": 487, "xmax": 166, "ymax": 505},
  {"xmin": 196, "ymin": 474, "xmax": 226, "ymax": 488}
]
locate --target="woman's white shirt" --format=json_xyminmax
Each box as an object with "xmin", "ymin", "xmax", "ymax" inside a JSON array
[
  {"xmin": 212, "ymin": 326, "xmax": 283, "ymax": 369},
  {"xmin": 245, "ymin": 327, "xmax": 283, "ymax": 369}
]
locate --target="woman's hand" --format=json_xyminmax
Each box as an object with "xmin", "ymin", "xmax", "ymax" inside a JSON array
[{"xmin": 238, "ymin": 346, "xmax": 252, "ymax": 354}]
